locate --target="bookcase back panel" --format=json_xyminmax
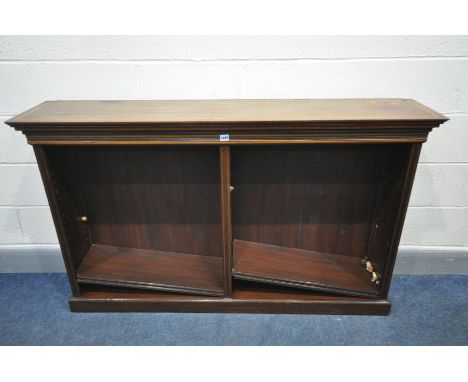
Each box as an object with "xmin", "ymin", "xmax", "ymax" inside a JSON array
[
  {"xmin": 231, "ymin": 144, "xmax": 408, "ymax": 260},
  {"xmin": 71, "ymin": 146, "xmax": 223, "ymax": 257}
]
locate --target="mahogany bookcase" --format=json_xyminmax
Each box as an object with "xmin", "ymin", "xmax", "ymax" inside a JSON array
[{"xmin": 6, "ymin": 99, "xmax": 447, "ymax": 315}]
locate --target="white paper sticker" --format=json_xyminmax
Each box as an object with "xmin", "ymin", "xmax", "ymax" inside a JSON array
[{"xmin": 219, "ymin": 134, "xmax": 230, "ymax": 141}]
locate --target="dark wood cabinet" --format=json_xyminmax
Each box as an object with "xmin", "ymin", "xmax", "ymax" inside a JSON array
[{"xmin": 6, "ymin": 99, "xmax": 447, "ymax": 315}]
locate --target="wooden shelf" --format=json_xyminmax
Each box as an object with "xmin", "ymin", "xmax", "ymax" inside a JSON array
[
  {"xmin": 77, "ymin": 244, "xmax": 224, "ymax": 296},
  {"xmin": 232, "ymin": 240, "xmax": 379, "ymax": 298},
  {"xmin": 70, "ymin": 282, "xmax": 391, "ymax": 315}
]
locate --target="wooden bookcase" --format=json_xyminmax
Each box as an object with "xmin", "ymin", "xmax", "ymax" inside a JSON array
[{"xmin": 6, "ymin": 99, "xmax": 447, "ymax": 315}]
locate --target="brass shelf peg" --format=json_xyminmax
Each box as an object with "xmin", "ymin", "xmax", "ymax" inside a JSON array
[
  {"xmin": 371, "ymin": 271, "xmax": 381, "ymax": 286},
  {"xmin": 362, "ymin": 257, "xmax": 380, "ymax": 286},
  {"xmin": 80, "ymin": 216, "xmax": 88, "ymax": 222},
  {"xmin": 230, "ymin": 186, "xmax": 234, "ymax": 192}
]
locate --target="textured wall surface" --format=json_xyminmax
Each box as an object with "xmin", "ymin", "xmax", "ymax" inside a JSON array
[{"xmin": 0, "ymin": 36, "xmax": 467, "ymax": 271}]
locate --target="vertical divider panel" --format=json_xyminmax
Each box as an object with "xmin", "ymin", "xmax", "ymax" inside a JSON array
[{"xmin": 220, "ymin": 146, "xmax": 233, "ymax": 297}]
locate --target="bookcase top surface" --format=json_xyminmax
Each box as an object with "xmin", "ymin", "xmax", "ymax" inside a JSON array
[{"xmin": 7, "ymin": 99, "xmax": 447, "ymax": 127}]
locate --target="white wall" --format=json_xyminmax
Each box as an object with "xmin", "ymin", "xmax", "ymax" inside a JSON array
[{"xmin": 0, "ymin": 36, "xmax": 467, "ymax": 268}]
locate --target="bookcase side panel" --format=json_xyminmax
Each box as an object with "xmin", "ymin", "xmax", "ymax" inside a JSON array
[
  {"xmin": 34, "ymin": 146, "xmax": 92, "ymax": 296},
  {"xmin": 377, "ymin": 143, "xmax": 422, "ymax": 298}
]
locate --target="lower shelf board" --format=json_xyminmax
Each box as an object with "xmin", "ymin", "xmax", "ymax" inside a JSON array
[
  {"xmin": 232, "ymin": 240, "xmax": 380, "ymax": 298},
  {"xmin": 77, "ymin": 244, "xmax": 224, "ymax": 296},
  {"xmin": 70, "ymin": 282, "xmax": 391, "ymax": 315}
]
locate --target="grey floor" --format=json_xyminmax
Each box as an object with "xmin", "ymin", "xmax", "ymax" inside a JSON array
[{"xmin": 0, "ymin": 273, "xmax": 467, "ymax": 345}]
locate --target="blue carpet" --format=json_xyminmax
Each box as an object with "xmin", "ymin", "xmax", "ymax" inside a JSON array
[{"xmin": 0, "ymin": 274, "xmax": 467, "ymax": 345}]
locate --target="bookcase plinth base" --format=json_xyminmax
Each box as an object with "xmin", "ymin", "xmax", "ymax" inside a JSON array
[{"xmin": 69, "ymin": 289, "xmax": 391, "ymax": 315}]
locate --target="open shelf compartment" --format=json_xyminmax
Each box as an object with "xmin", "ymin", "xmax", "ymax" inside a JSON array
[
  {"xmin": 45, "ymin": 145, "xmax": 225, "ymax": 297},
  {"xmin": 231, "ymin": 144, "xmax": 411, "ymax": 299}
]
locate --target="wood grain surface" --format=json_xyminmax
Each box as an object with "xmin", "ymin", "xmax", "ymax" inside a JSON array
[
  {"xmin": 232, "ymin": 240, "xmax": 379, "ymax": 298},
  {"xmin": 7, "ymin": 99, "xmax": 447, "ymax": 126},
  {"xmin": 77, "ymin": 244, "xmax": 224, "ymax": 296}
]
